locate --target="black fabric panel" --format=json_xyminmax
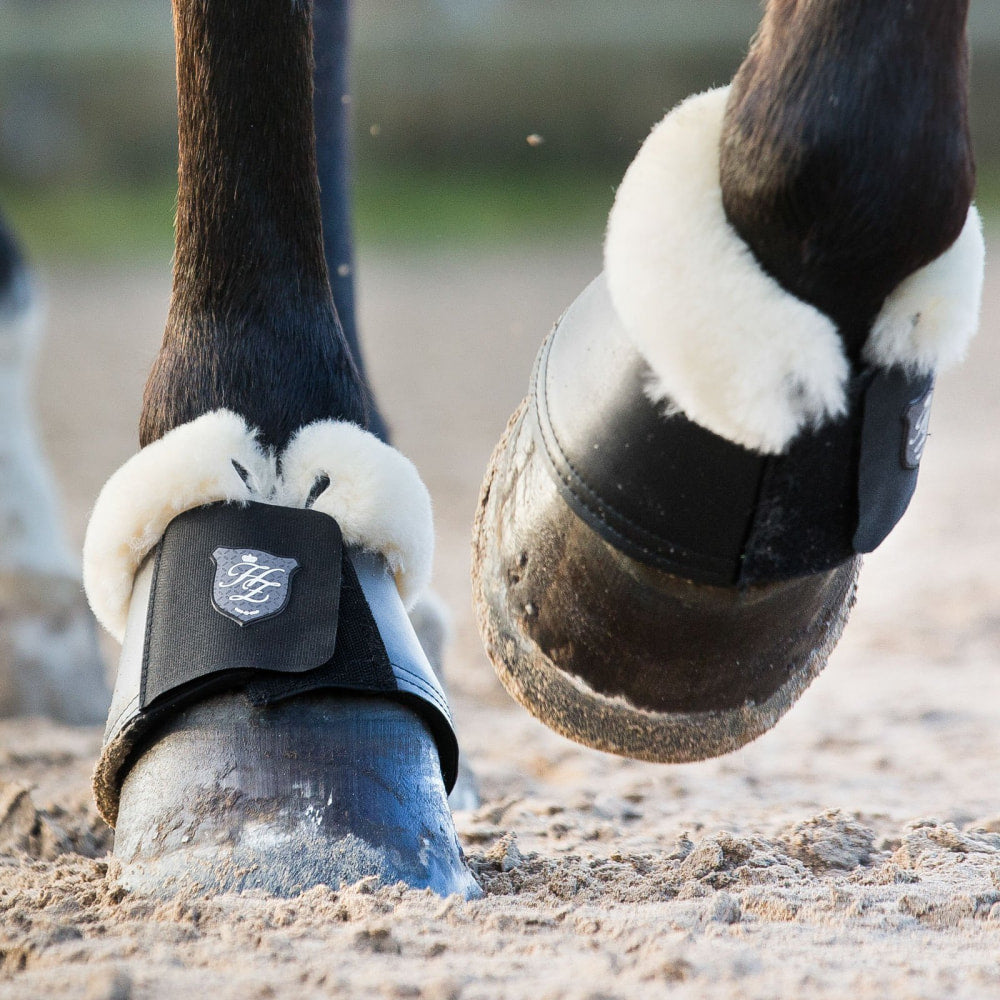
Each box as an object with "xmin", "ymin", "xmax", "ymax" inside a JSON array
[
  {"xmin": 739, "ymin": 373, "xmax": 870, "ymax": 582},
  {"xmin": 136, "ymin": 501, "xmax": 458, "ymax": 791},
  {"xmin": 741, "ymin": 367, "xmax": 934, "ymax": 578},
  {"xmin": 853, "ymin": 369, "xmax": 934, "ymax": 553},
  {"xmin": 244, "ymin": 552, "xmax": 395, "ymax": 704},
  {"xmin": 534, "ymin": 280, "xmax": 766, "ymax": 586},
  {"xmin": 142, "ymin": 502, "xmax": 343, "ymax": 708},
  {"xmin": 245, "ymin": 554, "xmax": 458, "ymax": 792},
  {"xmin": 532, "ymin": 277, "xmax": 931, "ymax": 588}
]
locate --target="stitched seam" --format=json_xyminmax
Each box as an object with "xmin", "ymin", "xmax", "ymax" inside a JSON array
[
  {"xmin": 390, "ymin": 665, "xmax": 446, "ymax": 706},
  {"xmin": 138, "ymin": 547, "xmax": 163, "ymax": 708},
  {"xmin": 105, "ymin": 694, "xmax": 140, "ymax": 740},
  {"xmin": 389, "ymin": 662, "xmax": 450, "ymax": 714}
]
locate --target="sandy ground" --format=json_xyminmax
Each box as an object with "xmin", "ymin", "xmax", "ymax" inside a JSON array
[{"xmin": 1, "ymin": 237, "xmax": 999, "ymax": 998}]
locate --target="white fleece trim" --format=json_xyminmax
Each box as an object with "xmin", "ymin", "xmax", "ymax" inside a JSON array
[
  {"xmin": 82, "ymin": 410, "xmax": 434, "ymax": 642},
  {"xmin": 603, "ymin": 87, "xmax": 985, "ymax": 454},
  {"xmin": 277, "ymin": 420, "xmax": 433, "ymax": 609},
  {"xmin": 83, "ymin": 410, "xmax": 269, "ymax": 642},
  {"xmin": 604, "ymin": 87, "xmax": 849, "ymax": 455},
  {"xmin": 865, "ymin": 206, "xmax": 985, "ymax": 374}
]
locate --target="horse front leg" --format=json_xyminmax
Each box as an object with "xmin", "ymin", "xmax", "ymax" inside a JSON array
[
  {"xmin": 82, "ymin": 0, "xmax": 477, "ymax": 898},
  {"xmin": 473, "ymin": 0, "xmax": 983, "ymax": 760}
]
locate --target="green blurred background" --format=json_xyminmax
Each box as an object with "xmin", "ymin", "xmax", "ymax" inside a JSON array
[{"xmin": 2, "ymin": 0, "xmax": 998, "ymax": 262}]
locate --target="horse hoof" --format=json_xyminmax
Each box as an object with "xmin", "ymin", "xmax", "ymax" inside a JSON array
[
  {"xmin": 93, "ymin": 512, "xmax": 480, "ymax": 899},
  {"xmin": 472, "ymin": 86, "xmax": 981, "ymax": 761},
  {"xmin": 473, "ymin": 400, "xmax": 859, "ymax": 762},
  {"xmin": 112, "ymin": 692, "xmax": 480, "ymax": 898},
  {"xmin": 85, "ymin": 417, "xmax": 480, "ymax": 898},
  {"xmin": 472, "ymin": 275, "xmax": 863, "ymax": 764},
  {"xmin": 0, "ymin": 571, "xmax": 109, "ymax": 725}
]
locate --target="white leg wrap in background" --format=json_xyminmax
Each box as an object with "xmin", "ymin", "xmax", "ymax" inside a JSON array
[{"xmin": 0, "ymin": 282, "xmax": 109, "ymax": 723}]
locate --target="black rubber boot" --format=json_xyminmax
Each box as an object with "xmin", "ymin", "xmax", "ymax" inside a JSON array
[{"xmin": 473, "ymin": 280, "xmax": 859, "ymax": 763}]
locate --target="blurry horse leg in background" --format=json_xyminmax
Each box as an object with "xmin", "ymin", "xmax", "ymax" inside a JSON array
[
  {"xmin": 0, "ymin": 214, "xmax": 109, "ymax": 724},
  {"xmin": 473, "ymin": 0, "xmax": 982, "ymax": 762},
  {"xmin": 311, "ymin": 0, "xmax": 478, "ymax": 810}
]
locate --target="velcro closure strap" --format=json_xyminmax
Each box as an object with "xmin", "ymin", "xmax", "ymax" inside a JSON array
[
  {"xmin": 142, "ymin": 501, "xmax": 343, "ymax": 708},
  {"xmin": 854, "ymin": 369, "xmax": 934, "ymax": 553}
]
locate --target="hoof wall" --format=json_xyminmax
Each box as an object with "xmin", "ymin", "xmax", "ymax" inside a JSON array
[
  {"xmin": 112, "ymin": 693, "xmax": 481, "ymax": 899},
  {"xmin": 473, "ymin": 401, "xmax": 859, "ymax": 763}
]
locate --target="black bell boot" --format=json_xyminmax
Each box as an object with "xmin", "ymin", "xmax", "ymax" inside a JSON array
[
  {"xmin": 473, "ymin": 88, "xmax": 984, "ymax": 763},
  {"xmin": 84, "ymin": 411, "xmax": 479, "ymax": 898}
]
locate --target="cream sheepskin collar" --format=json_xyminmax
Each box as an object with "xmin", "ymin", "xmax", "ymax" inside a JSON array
[
  {"xmin": 83, "ymin": 410, "xmax": 433, "ymax": 643},
  {"xmin": 604, "ymin": 87, "xmax": 985, "ymax": 455}
]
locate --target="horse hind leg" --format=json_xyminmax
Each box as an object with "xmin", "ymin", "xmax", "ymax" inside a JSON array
[
  {"xmin": 312, "ymin": 0, "xmax": 478, "ymax": 810},
  {"xmin": 0, "ymin": 215, "xmax": 109, "ymax": 725}
]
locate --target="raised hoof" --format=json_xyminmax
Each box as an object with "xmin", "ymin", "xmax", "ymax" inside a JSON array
[
  {"xmin": 112, "ymin": 691, "xmax": 481, "ymax": 899},
  {"xmin": 473, "ymin": 401, "xmax": 860, "ymax": 764},
  {"xmin": 0, "ymin": 571, "xmax": 109, "ymax": 724}
]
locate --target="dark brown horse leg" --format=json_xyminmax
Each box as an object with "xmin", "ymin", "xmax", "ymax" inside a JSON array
[
  {"xmin": 473, "ymin": 0, "xmax": 983, "ymax": 761},
  {"xmin": 83, "ymin": 0, "xmax": 477, "ymax": 898}
]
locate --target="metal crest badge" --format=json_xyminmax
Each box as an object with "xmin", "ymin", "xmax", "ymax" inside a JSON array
[{"xmin": 211, "ymin": 547, "xmax": 300, "ymax": 626}]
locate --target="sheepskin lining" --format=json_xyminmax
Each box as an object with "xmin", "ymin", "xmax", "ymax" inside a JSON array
[
  {"xmin": 83, "ymin": 410, "xmax": 433, "ymax": 642},
  {"xmin": 604, "ymin": 87, "xmax": 984, "ymax": 455}
]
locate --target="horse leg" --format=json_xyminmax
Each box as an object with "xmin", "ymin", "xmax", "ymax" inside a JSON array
[
  {"xmin": 82, "ymin": 0, "xmax": 477, "ymax": 897},
  {"xmin": 0, "ymin": 214, "xmax": 109, "ymax": 724},
  {"xmin": 473, "ymin": 0, "xmax": 983, "ymax": 760},
  {"xmin": 312, "ymin": 0, "xmax": 387, "ymax": 444},
  {"xmin": 312, "ymin": 0, "xmax": 479, "ymax": 810}
]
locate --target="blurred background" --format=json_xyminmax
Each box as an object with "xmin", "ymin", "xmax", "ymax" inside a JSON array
[
  {"xmin": 4, "ymin": 9, "xmax": 1000, "ymax": 992},
  {"xmin": 2, "ymin": 0, "xmax": 999, "ymax": 262}
]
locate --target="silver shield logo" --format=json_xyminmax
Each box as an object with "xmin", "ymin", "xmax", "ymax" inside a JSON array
[
  {"xmin": 211, "ymin": 547, "xmax": 300, "ymax": 626},
  {"xmin": 903, "ymin": 388, "xmax": 934, "ymax": 470}
]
